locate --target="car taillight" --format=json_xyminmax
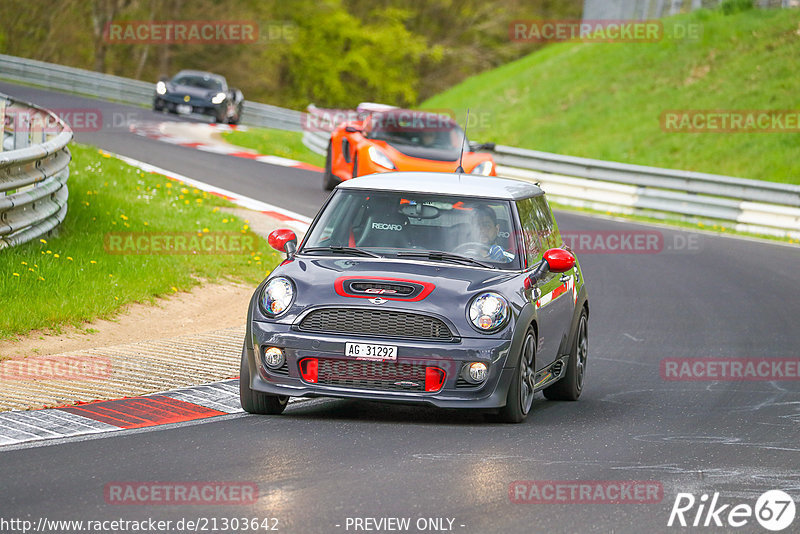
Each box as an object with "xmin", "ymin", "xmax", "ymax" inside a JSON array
[
  {"xmin": 425, "ymin": 367, "xmax": 445, "ymax": 392},
  {"xmin": 299, "ymin": 358, "xmax": 318, "ymax": 383}
]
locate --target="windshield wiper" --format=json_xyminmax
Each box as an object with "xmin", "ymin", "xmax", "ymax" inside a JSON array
[
  {"xmin": 301, "ymin": 246, "xmax": 382, "ymax": 258},
  {"xmin": 396, "ymin": 250, "xmax": 496, "ymax": 269}
]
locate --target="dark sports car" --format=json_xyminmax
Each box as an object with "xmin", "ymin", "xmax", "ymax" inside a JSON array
[
  {"xmin": 153, "ymin": 70, "xmax": 243, "ymax": 124},
  {"xmin": 241, "ymin": 172, "xmax": 589, "ymax": 423}
]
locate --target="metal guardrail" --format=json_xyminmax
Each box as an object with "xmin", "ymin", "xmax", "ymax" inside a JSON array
[
  {"xmin": 0, "ymin": 93, "xmax": 73, "ymax": 249},
  {"xmin": 2, "ymin": 54, "xmax": 798, "ymax": 240},
  {"xmin": 301, "ymin": 106, "xmax": 800, "ymax": 239},
  {"xmin": 0, "ymin": 53, "xmax": 303, "ymax": 131}
]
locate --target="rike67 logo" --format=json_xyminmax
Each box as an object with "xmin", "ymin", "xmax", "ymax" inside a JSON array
[{"xmin": 668, "ymin": 490, "xmax": 796, "ymax": 531}]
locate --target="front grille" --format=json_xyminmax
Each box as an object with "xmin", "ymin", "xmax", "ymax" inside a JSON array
[
  {"xmin": 297, "ymin": 308, "xmax": 453, "ymax": 340},
  {"xmin": 315, "ymin": 358, "xmax": 428, "ymax": 391}
]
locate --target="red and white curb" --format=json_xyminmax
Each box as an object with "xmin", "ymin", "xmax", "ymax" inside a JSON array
[
  {"xmin": 129, "ymin": 121, "xmax": 323, "ymax": 173},
  {"xmin": 103, "ymin": 150, "xmax": 311, "ymax": 234},
  {"xmin": 0, "ymin": 380, "xmax": 309, "ymax": 449}
]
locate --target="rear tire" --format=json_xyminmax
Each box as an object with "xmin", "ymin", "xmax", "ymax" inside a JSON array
[
  {"xmin": 323, "ymin": 141, "xmax": 340, "ymax": 191},
  {"xmin": 543, "ymin": 309, "xmax": 588, "ymax": 401},
  {"xmin": 239, "ymin": 347, "xmax": 289, "ymax": 415},
  {"xmin": 495, "ymin": 327, "xmax": 536, "ymax": 424}
]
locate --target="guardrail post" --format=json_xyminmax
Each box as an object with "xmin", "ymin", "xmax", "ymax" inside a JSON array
[
  {"xmin": 0, "ymin": 99, "xmax": 5, "ymax": 153},
  {"xmin": 14, "ymin": 110, "xmax": 30, "ymax": 149}
]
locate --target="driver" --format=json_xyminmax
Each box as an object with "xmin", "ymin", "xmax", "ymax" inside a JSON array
[
  {"xmin": 473, "ymin": 205, "xmax": 515, "ymax": 263},
  {"xmin": 420, "ymin": 130, "xmax": 437, "ymax": 147}
]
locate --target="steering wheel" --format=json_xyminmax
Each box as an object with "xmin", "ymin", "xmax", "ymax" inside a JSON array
[{"xmin": 452, "ymin": 241, "xmax": 490, "ymax": 257}]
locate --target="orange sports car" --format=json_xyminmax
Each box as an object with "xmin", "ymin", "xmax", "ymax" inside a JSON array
[{"xmin": 323, "ymin": 108, "xmax": 496, "ymax": 190}]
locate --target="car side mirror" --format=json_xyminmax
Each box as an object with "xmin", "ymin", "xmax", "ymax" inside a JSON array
[
  {"xmin": 268, "ymin": 229, "xmax": 297, "ymax": 257},
  {"xmin": 344, "ymin": 126, "xmax": 362, "ymax": 133},
  {"xmin": 543, "ymin": 248, "xmax": 575, "ymax": 273},
  {"xmin": 525, "ymin": 248, "xmax": 575, "ymax": 287}
]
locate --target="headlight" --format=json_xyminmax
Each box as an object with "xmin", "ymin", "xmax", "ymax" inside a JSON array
[
  {"xmin": 471, "ymin": 161, "xmax": 494, "ymax": 176},
  {"xmin": 468, "ymin": 292, "xmax": 509, "ymax": 332},
  {"xmin": 211, "ymin": 92, "xmax": 226, "ymax": 104},
  {"xmin": 260, "ymin": 277, "xmax": 295, "ymax": 317},
  {"xmin": 156, "ymin": 81, "xmax": 167, "ymax": 95},
  {"xmin": 368, "ymin": 146, "xmax": 396, "ymax": 170}
]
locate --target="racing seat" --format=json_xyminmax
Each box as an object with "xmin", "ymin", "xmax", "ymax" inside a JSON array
[{"xmin": 356, "ymin": 205, "xmax": 410, "ymax": 249}]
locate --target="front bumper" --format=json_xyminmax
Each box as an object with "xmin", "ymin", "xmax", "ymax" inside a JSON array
[
  {"xmin": 154, "ymin": 95, "xmax": 223, "ymax": 118},
  {"xmin": 246, "ymin": 321, "xmax": 516, "ymax": 409}
]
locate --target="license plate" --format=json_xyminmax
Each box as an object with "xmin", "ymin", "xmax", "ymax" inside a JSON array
[
  {"xmin": 176, "ymin": 104, "xmax": 192, "ymax": 114},
  {"xmin": 345, "ymin": 342, "xmax": 397, "ymax": 361}
]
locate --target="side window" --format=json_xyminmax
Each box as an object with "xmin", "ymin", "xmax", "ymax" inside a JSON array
[
  {"xmin": 515, "ymin": 197, "xmax": 543, "ymax": 268},
  {"xmin": 532, "ymin": 195, "xmax": 561, "ymax": 250}
]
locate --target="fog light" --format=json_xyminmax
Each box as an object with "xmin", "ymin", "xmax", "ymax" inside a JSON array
[
  {"xmin": 263, "ymin": 347, "xmax": 285, "ymax": 369},
  {"xmin": 468, "ymin": 362, "xmax": 488, "ymax": 383}
]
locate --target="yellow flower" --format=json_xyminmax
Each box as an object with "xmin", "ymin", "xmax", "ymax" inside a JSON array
[
  {"xmin": 46, "ymin": 250, "xmax": 52, "ymax": 254},
  {"xmin": 38, "ymin": 276, "xmax": 44, "ymax": 281},
  {"xmin": 66, "ymin": 257, "xmax": 73, "ymax": 261},
  {"xmin": 222, "ymin": 219, "xmax": 229, "ymax": 223},
  {"xmin": 86, "ymin": 191, "xmax": 92, "ymax": 195},
  {"xmin": 39, "ymin": 239, "xmax": 47, "ymax": 244},
  {"xmin": 202, "ymin": 228, "xmax": 209, "ymax": 233},
  {"xmin": 165, "ymin": 183, "xmax": 172, "ymax": 188},
  {"xmin": 171, "ymin": 286, "xmax": 178, "ymax": 292},
  {"xmin": 243, "ymin": 224, "xmax": 249, "ymax": 231},
  {"xmin": 21, "ymin": 261, "xmax": 27, "ymax": 265},
  {"xmin": 192, "ymin": 188, "xmax": 199, "ymax": 194},
  {"xmin": 181, "ymin": 188, "xmax": 189, "ymax": 194},
  {"xmin": 12, "ymin": 272, "xmax": 19, "ymax": 277},
  {"xmin": 90, "ymin": 260, "xmax": 97, "ymax": 264},
  {"xmin": 212, "ymin": 207, "xmax": 219, "ymax": 213},
  {"xmin": 195, "ymin": 198, "xmax": 202, "ymax": 203},
  {"xmin": 109, "ymin": 274, "xmax": 113, "ymax": 277},
  {"xmin": 178, "ymin": 195, "xmax": 184, "ymax": 200},
  {"xmin": 143, "ymin": 222, "xmax": 149, "ymax": 226},
  {"xmin": 34, "ymin": 264, "xmax": 38, "ymax": 268},
  {"xmin": 120, "ymin": 214, "xmax": 128, "ymax": 220},
  {"xmin": 254, "ymin": 256, "xmax": 261, "ymax": 261},
  {"xmin": 114, "ymin": 296, "xmax": 119, "ymax": 300},
  {"xmin": 28, "ymin": 268, "xmax": 34, "ymax": 272},
  {"xmin": 54, "ymin": 254, "xmax": 60, "ymax": 258},
  {"xmin": 184, "ymin": 200, "xmax": 189, "ymax": 204}
]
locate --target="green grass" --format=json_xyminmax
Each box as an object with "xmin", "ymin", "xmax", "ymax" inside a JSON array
[
  {"xmin": 222, "ymin": 127, "xmax": 325, "ymax": 168},
  {"xmin": 421, "ymin": 8, "xmax": 800, "ymax": 183},
  {"xmin": 0, "ymin": 143, "xmax": 282, "ymax": 342}
]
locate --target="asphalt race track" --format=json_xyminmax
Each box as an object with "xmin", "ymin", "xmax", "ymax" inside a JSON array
[{"xmin": 2, "ymin": 81, "xmax": 799, "ymax": 533}]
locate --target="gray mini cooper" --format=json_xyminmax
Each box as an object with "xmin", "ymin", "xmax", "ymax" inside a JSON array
[{"xmin": 241, "ymin": 172, "xmax": 588, "ymax": 423}]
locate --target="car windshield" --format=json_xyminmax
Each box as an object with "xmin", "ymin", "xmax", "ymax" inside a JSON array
[
  {"xmin": 172, "ymin": 74, "xmax": 224, "ymax": 91},
  {"xmin": 302, "ymin": 190, "xmax": 521, "ymax": 270},
  {"xmin": 367, "ymin": 113, "xmax": 464, "ymax": 150}
]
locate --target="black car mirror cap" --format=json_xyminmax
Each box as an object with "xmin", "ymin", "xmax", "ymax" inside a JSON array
[{"xmin": 344, "ymin": 126, "xmax": 362, "ymax": 134}]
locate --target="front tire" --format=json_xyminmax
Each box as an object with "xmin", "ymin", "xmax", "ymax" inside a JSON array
[
  {"xmin": 495, "ymin": 327, "xmax": 536, "ymax": 423},
  {"xmin": 323, "ymin": 141, "xmax": 340, "ymax": 191},
  {"xmin": 239, "ymin": 347, "xmax": 289, "ymax": 415},
  {"xmin": 543, "ymin": 308, "xmax": 588, "ymax": 401}
]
